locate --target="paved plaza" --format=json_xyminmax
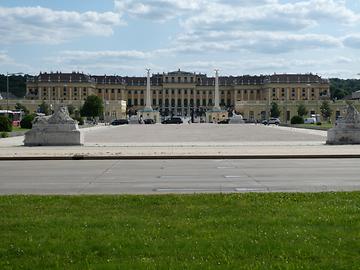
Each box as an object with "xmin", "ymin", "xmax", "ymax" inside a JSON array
[{"xmin": 0, "ymin": 123, "xmax": 360, "ymax": 158}]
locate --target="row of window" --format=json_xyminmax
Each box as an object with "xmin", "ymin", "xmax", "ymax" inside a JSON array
[{"xmin": 127, "ymin": 98, "xmax": 233, "ymax": 107}]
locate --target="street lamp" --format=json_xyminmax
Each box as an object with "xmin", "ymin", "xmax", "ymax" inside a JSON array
[{"xmin": 6, "ymin": 72, "xmax": 24, "ymax": 117}]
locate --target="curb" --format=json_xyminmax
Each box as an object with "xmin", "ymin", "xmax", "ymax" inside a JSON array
[{"xmin": 0, "ymin": 154, "xmax": 360, "ymax": 161}]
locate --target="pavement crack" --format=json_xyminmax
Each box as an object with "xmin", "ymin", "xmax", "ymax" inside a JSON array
[{"xmin": 77, "ymin": 161, "xmax": 120, "ymax": 193}]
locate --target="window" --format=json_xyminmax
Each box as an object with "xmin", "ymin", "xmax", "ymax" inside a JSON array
[
  {"xmin": 190, "ymin": 77, "xmax": 194, "ymax": 83},
  {"xmin": 178, "ymin": 77, "xmax": 181, "ymax": 83},
  {"xmin": 171, "ymin": 90, "xmax": 175, "ymax": 95},
  {"xmin": 165, "ymin": 89, "xmax": 168, "ymax": 95},
  {"xmin": 171, "ymin": 77, "xmax": 175, "ymax": 83},
  {"xmin": 202, "ymin": 99, "xmax": 206, "ymax": 106},
  {"xmin": 141, "ymin": 91, "xmax": 144, "ymax": 94},
  {"xmin": 171, "ymin": 99, "xmax": 175, "ymax": 107},
  {"xmin": 128, "ymin": 99, "xmax": 132, "ymax": 106},
  {"xmin": 184, "ymin": 99, "xmax": 188, "ymax": 107},
  {"xmin": 140, "ymin": 99, "xmax": 144, "ymax": 106},
  {"xmin": 128, "ymin": 90, "xmax": 131, "ymax": 94},
  {"xmin": 190, "ymin": 90, "xmax": 193, "ymax": 95},
  {"xmin": 153, "ymin": 99, "xmax": 156, "ymax": 105},
  {"xmin": 118, "ymin": 89, "xmax": 121, "ymax": 93},
  {"xmin": 196, "ymin": 99, "xmax": 200, "ymax": 106},
  {"xmin": 105, "ymin": 89, "xmax": 108, "ymax": 94},
  {"xmin": 134, "ymin": 99, "xmax": 138, "ymax": 106},
  {"xmin": 111, "ymin": 89, "xmax": 114, "ymax": 94},
  {"xmin": 177, "ymin": 98, "xmax": 181, "ymax": 105},
  {"xmin": 184, "ymin": 77, "xmax": 188, "ymax": 83},
  {"xmin": 184, "ymin": 90, "xmax": 187, "ymax": 95},
  {"xmin": 159, "ymin": 99, "xmax": 162, "ymax": 106},
  {"xmin": 190, "ymin": 99, "xmax": 194, "ymax": 106}
]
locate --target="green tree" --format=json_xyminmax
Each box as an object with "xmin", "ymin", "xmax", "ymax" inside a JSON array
[
  {"xmin": 0, "ymin": 116, "xmax": 12, "ymax": 132},
  {"xmin": 20, "ymin": 114, "xmax": 35, "ymax": 129},
  {"xmin": 320, "ymin": 100, "xmax": 333, "ymax": 121},
  {"xmin": 0, "ymin": 74, "xmax": 27, "ymax": 98},
  {"xmin": 80, "ymin": 95, "xmax": 104, "ymax": 118},
  {"xmin": 67, "ymin": 105, "xmax": 76, "ymax": 116},
  {"xmin": 38, "ymin": 101, "xmax": 51, "ymax": 115},
  {"xmin": 270, "ymin": 102, "xmax": 281, "ymax": 118},
  {"xmin": 297, "ymin": 103, "xmax": 308, "ymax": 117},
  {"xmin": 15, "ymin": 103, "xmax": 29, "ymax": 115}
]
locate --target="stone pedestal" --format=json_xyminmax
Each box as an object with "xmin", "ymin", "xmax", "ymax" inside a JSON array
[
  {"xmin": 137, "ymin": 108, "xmax": 160, "ymax": 123},
  {"xmin": 24, "ymin": 106, "xmax": 83, "ymax": 146},
  {"xmin": 229, "ymin": 111, "xmax": 245, "ymax": 124},
  {"xmin": 206, "ymin": 109, "xmax": 228, "ymax": 123},
  {"xmin": 327, "ymin": 104, "xmax": 360, "ymax": 145}
]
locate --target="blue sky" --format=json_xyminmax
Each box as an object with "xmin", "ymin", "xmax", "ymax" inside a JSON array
[{"xmin": 1, "ymin": 0, "xmax": 360, "ymax": 78}]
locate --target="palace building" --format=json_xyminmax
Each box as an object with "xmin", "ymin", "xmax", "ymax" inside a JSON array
[{"xmin": 25, "ymin": 70, "xmax": 331, "ymax": 121}]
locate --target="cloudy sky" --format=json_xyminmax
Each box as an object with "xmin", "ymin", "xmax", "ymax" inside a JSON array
[{"xmin": 1, "ymin": 0, "xmax": 360, "ymax": 78}]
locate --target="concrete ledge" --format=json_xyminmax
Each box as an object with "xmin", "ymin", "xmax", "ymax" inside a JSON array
[{"xmin": 1, "ymin": 153, "xmax": 360, "ymax": 161}]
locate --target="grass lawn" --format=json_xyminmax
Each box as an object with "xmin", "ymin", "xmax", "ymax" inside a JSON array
[
  {"xmin": 1, "ymin": 193, "xmax": 359, "ymax": 269},
  {"xmin": 292, "ymin": 123, "xmax": 334, "ymax": 130},
  {"xmin": 11, "ymin": 127, "xmax": 29, "ymax": 132}
]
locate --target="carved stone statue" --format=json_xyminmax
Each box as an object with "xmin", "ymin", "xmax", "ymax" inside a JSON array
[
  {"xmin": 24, "ymin": 106, "xmax": 84, "ymax": 146},
  {"xmin": 229, "ymin": 110, "xmax": 245, "ymax": 124},
  {"xmin": 327, "ymin": 104, "xmax": 360, "ymax": 144}
]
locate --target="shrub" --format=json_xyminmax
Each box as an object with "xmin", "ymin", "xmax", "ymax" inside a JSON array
[
  {"xmin": 0, "ymin": 116, "xmax": 12, "ymax": 132},
  {"xmin": 1, "ymin": 132, "xmax": 9, "ymax": 138},
  {"xmin": 291, "ymin": 115, "xmax": 304, "ymax": 125},
  {"xmin": 316, "ymin": 122, "xmax": 322, "ymax": 126},
  {"xmin": 20, "ymin": 114, "xmax": 35, "ymax": 129},
  {"xmin": 75, "ymin": 116, "xmax": 84, "ymax": 125}
]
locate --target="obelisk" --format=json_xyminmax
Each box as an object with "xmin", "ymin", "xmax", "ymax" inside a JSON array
[
  {"xmin": 214, "ymin": 69, "xmax": 220, "ymax": 111},
  {"xmin": 145, "ymin": 68, "xmax": 152, "ymax": 111}
]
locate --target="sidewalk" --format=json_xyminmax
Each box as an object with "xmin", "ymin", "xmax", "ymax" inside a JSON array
[{"xmin": 0, "ymin": 124, "xmax": 359, "ymax": 159}]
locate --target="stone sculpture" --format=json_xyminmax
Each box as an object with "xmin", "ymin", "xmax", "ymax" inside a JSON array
[
  {"xmin": 24, "ymin": 106, "xmax": 84, "ymax": 146},
  {"xmin": 327, "ymin": 104, "xmax": 360, "ymax": 144},
  {"xmin": 229, "ymin": 110, "xmax": 245, "ymax": 124}
]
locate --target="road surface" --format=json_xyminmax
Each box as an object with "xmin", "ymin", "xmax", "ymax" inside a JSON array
[{"xmin": 0, "ymin": 159, "xmax": 359, "ymax": 194}]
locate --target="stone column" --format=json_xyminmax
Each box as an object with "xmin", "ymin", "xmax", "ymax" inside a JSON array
[{"xmin": 214, "ymin": 69, "xmax": 220, "ymax": 110}]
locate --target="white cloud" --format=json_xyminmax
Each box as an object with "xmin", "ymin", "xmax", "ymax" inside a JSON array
[
  {"xmin": 182, "ymin": 0, "xmax": 359, "ymax": 33},
  {"xmin": 58, "ymin": 50, "xmax": 152, "ymax": 62},
  {"xmin": 343, "ymin": 34, "xmax": 360, "ymax": 49},
  {"xmin": 0, "ymin": 6, "xmax": 122, "ymax": 44},
  {"xmin": 0, "ymin": 52, "xmax": 12, "ymax": 63},
  {"xmin": 114, "ymin": 0, "xmax": 205, "ymax": 22},
  {"xmin": 172, "ymin": 31, "xmax": 341, "ymax": 54}
]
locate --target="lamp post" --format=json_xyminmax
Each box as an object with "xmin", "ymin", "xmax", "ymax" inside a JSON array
[{"xmin": 6, "ymin": 72, "xmax": 24, "ymax": 117}]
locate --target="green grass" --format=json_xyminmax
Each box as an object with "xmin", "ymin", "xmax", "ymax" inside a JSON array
[
  {"xmin": 11, "ymin": 127, "xmax": 29, "ymax": 132},
  {"xmin": 292, "ymin": 123, "xmax": 334, "ymax": 130},
  {"xmin": 1, "ymin": 193, "xmax": 360, "ymax": 269}
]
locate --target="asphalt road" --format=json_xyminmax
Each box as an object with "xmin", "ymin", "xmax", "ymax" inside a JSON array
[{"xmin": 0, "ymin": 159, "xmax": 359, "ymax": 194}]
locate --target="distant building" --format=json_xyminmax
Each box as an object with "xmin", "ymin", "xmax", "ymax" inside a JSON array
[{"xmin": 25, "ymin": 70, "xmax": 331, "ymax": 121}]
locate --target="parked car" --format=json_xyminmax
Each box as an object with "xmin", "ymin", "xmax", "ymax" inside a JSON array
[
  {"xmin": 304, "ymin": 117, "xmax": 317, "ymax": 124},
  {"xmin": 144, "ymin": 119, "xmax": 155, "ymax": 124},
  {"xmin": 262, "ymin": 118, "xmax": 281, "ymax": 125},
  {"xmin": 269, "ymin": 118, "xmax": 281, "ymax": 125},
  {"xmin": 218, "ymin": 119, "xmax": 230, "ymax": 124},
  {"xmin": 111, "ymin": 119, "xmax": 128, "ymax": 125},
  {"xmin": 162, "ymin": 117, "xmax": 183, "ymax": 124}
]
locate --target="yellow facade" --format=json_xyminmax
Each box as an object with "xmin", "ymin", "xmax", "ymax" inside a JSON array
[{"xmin": 25, "ymin": 70, "xmax": 331, "ymax": 120}]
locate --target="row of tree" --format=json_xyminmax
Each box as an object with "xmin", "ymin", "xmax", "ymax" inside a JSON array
[{"xmin": 270, "ymin": 100, "xmax": 332, "ymax": 122}]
